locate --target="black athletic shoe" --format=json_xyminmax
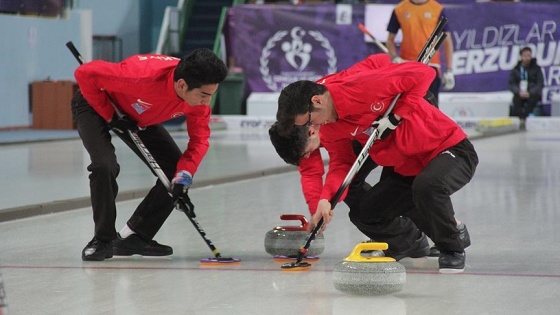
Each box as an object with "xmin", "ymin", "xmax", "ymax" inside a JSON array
[
  {"xmin": 458, "ymin": 223, "xmax": 471, "ymax": 249},
  {"xmin": 113, "ymin": 234, "xmax": 173, "ymax": 256},
  {"xmin": 82, "ymin": 237, "xmax": 113, "ymax": 261},
  {"xmin": 428, "ymin": 245, "xmax": 440, "ymax": 257},
  {"xmin": 439, "ymin": 251, "xmax": 466, "ymax": 273},
  {"xmin": 384, "ymin": 233, "xmax": 430, "ymax": 261},
  {"xmin": 429, "ymin": 223, "xmax": 471, "ymax": 258}
]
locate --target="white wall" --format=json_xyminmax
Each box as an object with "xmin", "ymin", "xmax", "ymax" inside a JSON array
[
  {"xmin": 0, "ymin": 0, "xmax": 140, "ymax": 129},
  {"xmin": 76, "ymin": 0, "xmax": 140, "ymax": 59},
  {"xmin": 0, "ymin": 11, "xmax": 89, "ymax": 128}
]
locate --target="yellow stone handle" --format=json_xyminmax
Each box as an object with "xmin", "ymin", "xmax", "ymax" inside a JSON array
[{"xmin": 343, "ymin": 242, "xmax": 396, "ymax": 262}]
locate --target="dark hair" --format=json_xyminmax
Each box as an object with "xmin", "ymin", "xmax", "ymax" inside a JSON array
[
  {"xmin": 268, "ymin": 122, "xmax": 309, "ymax": 166},
  {"xmin": 173, "ymin": 48, "xmax": 228, "ymax": 90},
  {"xmin": 520, "ymin": 46, "xmax": 532, "ymax": 55},
  {"xmin": 276, "ymin": 80, "xmax": 327, "ymax": 137}
]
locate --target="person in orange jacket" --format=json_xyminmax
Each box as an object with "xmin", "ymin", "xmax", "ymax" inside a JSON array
[{"xmin": 385, "ymin": 0, "xmax": 455, "ymax": 101}]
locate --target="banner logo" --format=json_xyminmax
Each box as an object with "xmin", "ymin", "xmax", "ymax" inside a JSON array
[
  {"xmin": 260, "ymin": 27, "xmax": 337, "ymax": 92},
  {"xmin": 282, "ymin": 27, "xmax": 312, "ymax": 70}
]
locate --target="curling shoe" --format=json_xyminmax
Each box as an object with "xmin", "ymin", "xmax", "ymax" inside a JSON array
[
  {"xmin": 439, "ymin": 251, "xmax": 466, "ymax": 273},
  {"xmin": 458, "ymin": 223, "xmax": 471, "ymax": 249},
  {"xmin": 113, "ymin": 234, "xmax": 173, "ymax": 256},
  {"xmin": 428, "ymin": 245, "xmax": 440, "ymax": 258},
  {"xmin": 82, "ymin": 237, "xmax": 113, "ymax": 261},
  {"xmin": 384, "ymin": 232, "xmax": 430, "ymax": 261},
  {"xmin": 429, "ymin": 223, "xmax": 472, "ymax": 258}
]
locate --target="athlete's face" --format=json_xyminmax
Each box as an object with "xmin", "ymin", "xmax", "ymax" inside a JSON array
[
  {"xmin": 175, "ymin": 79, "xmax": 218, "ymax": 106},
  {"xmin": 301, "ymin": 127, "xmax": 321, "ymax": 159},
  {"xmin": 293, "ymin": 93, "xmax": 336, "ymax": 128}
]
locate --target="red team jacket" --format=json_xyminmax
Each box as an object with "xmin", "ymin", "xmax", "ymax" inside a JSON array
[
  {"xmin": 74, "ymin": 54, "xmax": 211, "ymax": 176},
  {"xmin": 298, "ymin": 54, "xmax": 392, "ymax": 214},
  {"xmin": 315, "ymin": 54, "xmax": 467, "ymax": 203},
  {"xmin": 298, "ymin": 149, "xmax": 324, "ymax": 215}
]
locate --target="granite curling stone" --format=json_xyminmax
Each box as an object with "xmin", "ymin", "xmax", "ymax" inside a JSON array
[
  {"xmin": 333, "ymin": 242, "xmax": 406, "ymax": 296},
  {"xmin": 265, "ymin": 214, "xmax": 324, "ymax": 257}
]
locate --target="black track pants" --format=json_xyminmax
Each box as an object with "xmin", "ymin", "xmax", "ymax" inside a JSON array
[
  {"xmin": 351, "ymin": 139, "xmax": 478, "ymax": 253},
  {"xmin": 71, "ymin": 90, "xmax": 180, "ymax": 241},
  {"xmin": 512, "ymin": 94, "xmax": 540, "ymax": 119}
]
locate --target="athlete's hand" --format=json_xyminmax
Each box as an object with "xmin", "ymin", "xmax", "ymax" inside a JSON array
[
  {"xmin": 372, "ymin": 113, "xmax": 401, "ymax": 140},
  {"xmin": 109, "ymin": 114, "xmax": 139, "ymax": 134},
  {"xmin": 171, "ymin": 170, "xmax": 195, "ymax": 216},
  {"xmin": 308, "ymin": 199, "xmax": 333, "ymax": 234},
  {"xmin": 443, "ymin": 70, "xmax": 455, "ymax": 90}
]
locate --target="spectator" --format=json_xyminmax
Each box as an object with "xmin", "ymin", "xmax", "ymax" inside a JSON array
[{"xmin": 508, "ymin": 46, "xmax": 544, "ymax": 128}]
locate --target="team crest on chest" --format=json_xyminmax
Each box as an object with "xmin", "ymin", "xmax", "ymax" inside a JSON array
[
  {"xmin": 131, "ymin": 99, "xmax": 152, "ymax": 114},
  {"xmin": 370, "ymin": 101, "xmax": 385, "ymax": 113}
]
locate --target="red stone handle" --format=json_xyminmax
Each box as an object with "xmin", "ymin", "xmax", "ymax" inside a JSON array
[{"xmin": 274, "ymin": 214, "xmax": 309, "ymax": 231}]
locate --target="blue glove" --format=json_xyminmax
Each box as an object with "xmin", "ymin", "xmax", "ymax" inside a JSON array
[
  {"xmin": 372, "ymin": 113, "xmax": 401, "ymax": 140},
  {"xmin": 171, "ymin": 170, "xmax": 195, "ymax": 216},
  {"xmin": 109, "ymin": 114, "xmax": 139, "ymax": 134}
]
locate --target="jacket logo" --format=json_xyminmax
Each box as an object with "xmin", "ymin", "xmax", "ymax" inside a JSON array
[
  {"xmin": 370, "ymin": 102, "xmax": 384, "ymax": 112},
  {"xmin": 350, "ymin": 126, "xmax": 360, "ymax": 136},
  {"xmin": 131, "ymin": 99, "xmax": 152, "ymax": 114}
]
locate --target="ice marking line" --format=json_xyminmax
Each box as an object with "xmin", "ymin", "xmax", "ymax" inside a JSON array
[
  {"xmin": 1, "ymin": 265, "xmax": 560, "ymax": 279},
  {"xmin": 530, "ymin": 137, "xmax": 560, "ymax": 142}
]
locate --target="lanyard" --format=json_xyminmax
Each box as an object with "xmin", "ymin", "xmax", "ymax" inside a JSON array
[{"xmin": 520, "ymin": 67, "xmax": 528, "ymax": 80}]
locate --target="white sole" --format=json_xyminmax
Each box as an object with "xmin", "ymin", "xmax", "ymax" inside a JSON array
[{"xmin": 439, "ymin": 268, "xmax": 465, "ymax": 274}]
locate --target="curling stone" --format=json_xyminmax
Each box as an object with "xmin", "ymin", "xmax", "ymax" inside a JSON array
[
  {"xmin": 264, "ymin": 214, "xmax": 324, "ymax": 257},
  {"xmin": 333, "ymin": 242, "xmax": 406, "ymax": 296}
]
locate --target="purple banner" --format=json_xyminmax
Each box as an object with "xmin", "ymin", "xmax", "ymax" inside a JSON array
[
  {"xmin": 445, "ymin": 2, "xmax": 560, "ymax": 102},
  {"xmin": 226, "ymin": 4, "xmax": 377, "ymax": 93},
  {"xmin": 226, "ymin": 3, "xmax": 560, "ymax": 103},
  {"xmin": 0, "ymin": 0, "xmax": 64, "ymax": 17}
]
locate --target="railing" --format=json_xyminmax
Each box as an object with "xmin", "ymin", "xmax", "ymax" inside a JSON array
[
  {"xmin": 156, "ymin": 0, "xmax": 245, "ymax": 57},
  {"xmin": 155, "ymin": 0, "xmax": 246, "ymax": 110},
  {"xmin": 155, "ymin": 0, "xmax": 193, "ymax": 55},
  {"xmin": 213, "ymin": 0, "xmax": 245, "ymax": 59}
]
